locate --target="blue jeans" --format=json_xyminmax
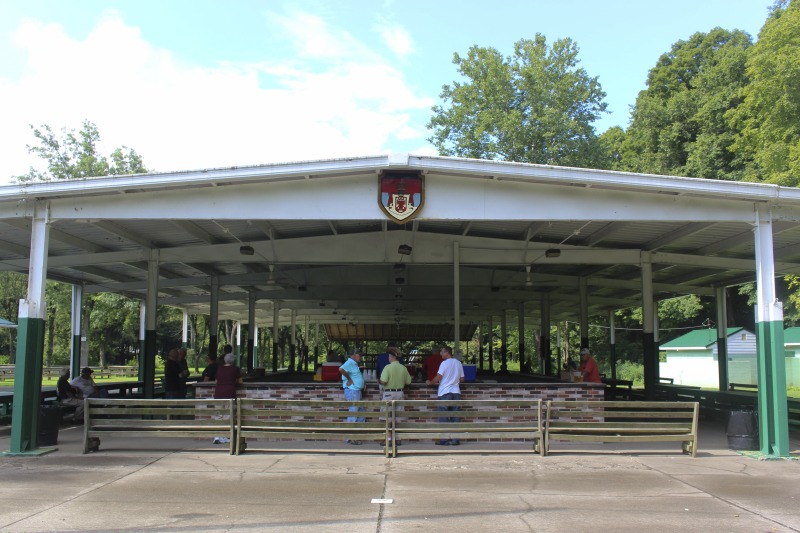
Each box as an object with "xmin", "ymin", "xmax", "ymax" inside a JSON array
[
  {"xmin": 344, "ymin": 388, "xmax": 365, "ymax": 423},
  {"xmin": 437, "ymin": 392, "xmax": 461, "ymax": 423}
]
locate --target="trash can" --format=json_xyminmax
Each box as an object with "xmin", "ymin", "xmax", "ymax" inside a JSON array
[
  {"xmin": 38, "ymin": 404, "xmax": 62, "ymax": 446},
  {"xmin": 726, "ymin": 409, "xmax": 759, "ymax": 450}
]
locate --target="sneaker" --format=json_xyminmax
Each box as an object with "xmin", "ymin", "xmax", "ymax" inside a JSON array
[
  {"xmin": 449, "ymin": 440, "xmax": 461, "ymax": 446},
  {"xmin": 219, "ymin": 437, "xmax": 230, "ymax": 444},
  {"xmin": 345, "ymin": 440, "xmax": 362, "ymax": 445},
  {"xmin": 212, "ymin": 437, "xmax": 221, "ymax": 444},
  {"xmin": 435, "ymin": 440, "xmax": 451, "ymax": 446}
]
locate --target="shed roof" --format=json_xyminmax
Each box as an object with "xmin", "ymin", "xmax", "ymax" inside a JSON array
[{"xmin": 661, "ymin": 327, "xmax": 745, "ymax": 350}]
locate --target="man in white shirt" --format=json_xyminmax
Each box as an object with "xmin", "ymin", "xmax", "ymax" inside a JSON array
[{"xmin": 425, "ymin": 345, "xmax": 465, "ymax": 446}]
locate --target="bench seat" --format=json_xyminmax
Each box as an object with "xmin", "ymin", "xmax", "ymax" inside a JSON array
[
  {"xmin": 392, "ymin": 399, "xmax": 544, "ymax": 457},
  {"xmin": 546, "ymin": 400, "xmax": 699, "ymax": 456}
]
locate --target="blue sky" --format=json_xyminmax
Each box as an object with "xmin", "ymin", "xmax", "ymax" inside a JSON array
[{"xmin": 0, "ymin": 0, "xmax": 775, "ymax": 183}]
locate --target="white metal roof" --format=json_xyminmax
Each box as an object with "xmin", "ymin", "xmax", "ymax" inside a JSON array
[{"xmin": 1, "ymin": 154, "xmax": 799, "ymax": 328}]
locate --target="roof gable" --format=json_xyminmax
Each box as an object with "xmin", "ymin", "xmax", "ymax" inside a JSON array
[{"xmin": 661, "ymin": 327, "xmax": 744, "ymax": 349}]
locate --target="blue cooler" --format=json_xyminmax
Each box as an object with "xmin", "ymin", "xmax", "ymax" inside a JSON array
[{"xmin": 463, "ymin": 364, "xmax": 477, "ymax": 382}]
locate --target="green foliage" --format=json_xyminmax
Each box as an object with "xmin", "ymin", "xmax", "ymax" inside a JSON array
[
  {"xmin": 730, "ymin": 0, "xmax": 800, "ymax": 185},
  {"xmin": 14, "ymin": 119, "xmax": 147, "ymax": 183},
  {"xmin": 428, "ymin": 34, "xmax": 608, "ymax": 168},
  {"xmin": 614, "ymin": 361, "xmax": 645, "ymax": 386},
  {"xmin": 621, "ymin": 28, "xmax": 752, "ymax": 180}
]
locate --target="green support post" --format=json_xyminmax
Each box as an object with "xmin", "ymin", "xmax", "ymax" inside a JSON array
[{"xmin": 756, "ymin": 320, "xmax": 790, "ymax": 457}]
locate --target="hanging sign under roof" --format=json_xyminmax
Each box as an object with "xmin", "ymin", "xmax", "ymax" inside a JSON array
[{"xmin": 378, "ymin": 171, "xmax": 424, "ymax": 224}]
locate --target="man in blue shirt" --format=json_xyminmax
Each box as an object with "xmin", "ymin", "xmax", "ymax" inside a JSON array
[{"xmin": 339, "ymin": 349, "xmax": 366, "ymax": 444}]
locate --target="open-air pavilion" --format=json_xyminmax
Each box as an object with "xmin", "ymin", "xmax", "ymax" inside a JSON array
[{"xmin": 0, "ymin": 153, "xmax": 797, "ymax": 456}]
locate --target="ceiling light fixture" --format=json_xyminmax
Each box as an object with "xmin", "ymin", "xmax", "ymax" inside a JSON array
[
  {"xmin": 545, "ymin": 248, "xmax": 561, "ymax": 258},
  {"xmin": 239, "ymin": 245, "xmax": 255, "ymax": 256},
  {"xmin": 397, "ymin": 244, "xmax": 413, "ymax": 256}
]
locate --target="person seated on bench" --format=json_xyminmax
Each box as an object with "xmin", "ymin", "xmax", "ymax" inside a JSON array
[
  {"xmin": 57, "ymin": 368, "xmax": 84, "ymax": 423},
  {"xmin": 71, "ymin": 367, "xmax": 108, "ymax": 398}
]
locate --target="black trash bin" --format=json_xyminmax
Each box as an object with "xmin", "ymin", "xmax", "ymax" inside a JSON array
[
  {"xmin": 38, "ymin": 404, "xmax": 61, "ymax": 446},
  {"xmin": 726, "ymin": 409, "xmax": 759, "ymax": 450}
]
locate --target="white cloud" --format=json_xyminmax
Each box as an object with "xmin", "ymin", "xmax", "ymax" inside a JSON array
[
  {"xmin": 377, "ymin": 24, "xmax": 414, "ymax": 60},
  {"xmin": 0, "ymin": 10, "xmax": 434, "ymax": 184}
]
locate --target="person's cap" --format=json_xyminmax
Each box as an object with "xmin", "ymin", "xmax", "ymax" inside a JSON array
[
  {"xmin": 579, "ymin": 348, "xmax": 590, "ymax": 355},
  {"xmin": 81, "ymin": 367, "xmax": 94, "ymax": 374}
]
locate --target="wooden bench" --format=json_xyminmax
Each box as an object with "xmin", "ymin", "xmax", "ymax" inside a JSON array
[
  {"xmin": 236, "ymin": 399, "xmax": 390, "ymax": 456},
  {"xmin": 545, "ymin": 400, "xmax": 699, "ymax": 457},
  {"xmin": 729, "ymin": 383, "xmax": 758, "ymax": 392},
  {"xmin": 83, "ymin": 398, "xmax": 236, "ymax": 453},
  {"xmin": 391, "ymin": 399, "xmax": 544, "ymax": 457},
  {"xmin": 602, "ymin": 378, "xmax": 633, "ymax": 400}
]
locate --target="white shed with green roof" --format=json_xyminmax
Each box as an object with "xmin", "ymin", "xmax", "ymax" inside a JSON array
[{"xmin": 661, "ymin": 327, "xmax": 800, "ymax": 388}]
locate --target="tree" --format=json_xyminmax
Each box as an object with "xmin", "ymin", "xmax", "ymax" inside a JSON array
[
  {"xmin": 729, "ymin": 0, "xmax": 800, "ymax": 185},
  {"xmin": 427, "ymin": 35, "xmax": 608, "ymax": 168},
  {"xmin": 2, "ymin": 121, "xmax": 152, "ymax": 366},
  {"xmin": 620, "ymin": 28, "xmax": 752, "ymax": 180},
  {"xmin": 14, "ymin": 120, "xmax": 146, "ymax": 183}
]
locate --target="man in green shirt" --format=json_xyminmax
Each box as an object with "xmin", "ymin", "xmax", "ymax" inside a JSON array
[
  {"xmin": 379, "ymin": 349, "xmax": 412, "ymax": 446},
  {"xmin": 379, "ymin": 349, "xmax": 412, "ymax": 398}
]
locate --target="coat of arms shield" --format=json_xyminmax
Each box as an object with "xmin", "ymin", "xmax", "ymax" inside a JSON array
[{"xmin": 378, "ymin": 171, "xmax": 424, "ymax": 224}]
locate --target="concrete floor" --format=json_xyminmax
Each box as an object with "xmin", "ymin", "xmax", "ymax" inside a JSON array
[{"xmin": 1, "ymin": 419, "xmax": 799, "ymax": 532}]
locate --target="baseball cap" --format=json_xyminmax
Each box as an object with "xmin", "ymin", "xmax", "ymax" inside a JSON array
[{"xmin": 81, "ymin": 367, "xmax": 94, "ymax": 374}]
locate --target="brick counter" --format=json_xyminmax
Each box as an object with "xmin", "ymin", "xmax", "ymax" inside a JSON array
[{"xmin": 194, "ymin": 380, "xmax": 603, "ymax": 402}]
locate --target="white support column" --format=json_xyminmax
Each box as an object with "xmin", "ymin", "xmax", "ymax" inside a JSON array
[
  {"xmin": 715, "ymin": 287, "xmax": 729, "ymax": 391},
  {"xmin": 9, "ymin": 201, "xmax": 50, "ymax": 455},
  {"xmin": 181, "ymin": 309, "xmax": 188, "ymax": 348},
  {"xmin": 272, "ymin": 301, "xmax": 280, "ymax": 372},
  {"xmin": 210, "ymin": 276, "xmax": 219, "ymax": 358},
  {"xmin": 138, "ymin": 300, "xmax": 146, "ymax": 381},
  {"xmin": 609, "ymin": 310, "xmax": 617, "ymax": 380},
  {"xmin": 70, "ymin": 284, "xmax": 83, "ymax": 380},
  {"xmin": 290, "ymin": 309, "xmax": 297, "ymax": 371},
  {"xmin": 641, "ymin": 252, "xmax": 656, "ymax": 398},
  {"xmin": 518, "ymin": 302, "xmax": 525, "ymax": 372},
  {"xmin": 304, "ymin": 315, "xmax": 310, "ymax": 371},
  {"xmin": 453, "ymin": 241, "xmax": 461, "ymax": 353},
  {"xmin": 247, "ymin": 291, "xmax": 256, "ymax": 373},
  {"xmin": 753, "ymin": 204, "xmax": 789, "ymax": 457},
  {"xmin": 143, "ymin": 249, "xmax": 159, "ymax": 398},
  {"xmin": 579, "ymin": 277, "xmax": 589, "ymax": 349}
]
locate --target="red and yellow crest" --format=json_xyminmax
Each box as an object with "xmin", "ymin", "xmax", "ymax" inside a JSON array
[{"xmin": 378, "ymin": 171, "xmax": 424, "ymax": 224}]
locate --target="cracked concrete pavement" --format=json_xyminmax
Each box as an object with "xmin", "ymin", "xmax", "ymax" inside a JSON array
[{"xmin": 1, "ymin": 419, "xmax": 799, "ymax": 532}]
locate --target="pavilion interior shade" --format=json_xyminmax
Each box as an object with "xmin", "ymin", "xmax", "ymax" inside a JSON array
[{"xmin": 324, "ymin": 323, "xmax": 477, "ymax": 342}]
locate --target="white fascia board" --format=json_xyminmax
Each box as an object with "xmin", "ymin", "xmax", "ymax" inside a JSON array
[
  {"xmin": 6, "ymin": 153, "xmax": 800, "ymax": 212},
  {"xmin": 0, "ymin": 155, "xmax": 391, "ymax": 201},
  {"xmin": 413, "ymin": 155, "xmax": 799, "ymax": 203}
]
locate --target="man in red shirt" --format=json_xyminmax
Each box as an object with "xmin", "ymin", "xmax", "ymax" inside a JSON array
[
  {"xmin": 579, "ymin": 348, "xmax": 601, "ymax": 383},
  {"xmin": 423, "ymin": 346, "xmax": 443, "ymax": 382}
]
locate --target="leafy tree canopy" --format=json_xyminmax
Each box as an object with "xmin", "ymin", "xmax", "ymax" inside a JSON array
[
  {"xmin": 730, "ymin": 0, "xmax": 800, "ymax": 185},
  {"xmin": 15, "ymin": 120, "xmax": 146, "ymax": 183},
  {"xmin": 427, "ymin": 35, "xmax": 608, "ymax": 168},
  {"xmin": 621, "ymin": 28, "xmax": 752, "ymax": 180}
]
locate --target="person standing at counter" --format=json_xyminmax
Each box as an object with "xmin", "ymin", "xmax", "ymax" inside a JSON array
[
  {"xmin": 579, "ymin": 348, "xmax": 601, "ymax": 383},
  {"xmin": 426, "ymin": 345, "xmax": 464, "ymax": 446},
  {"xmin": 339, "ymin": 349, "xmax": 366, "ymax": 445},
  {"xmin": 423, "ymin": 345, "xmax": 443, "ymax": 382},
  {"xmin": 202, "ymin": 354, "xmax": 218, "ymax": 382}
]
